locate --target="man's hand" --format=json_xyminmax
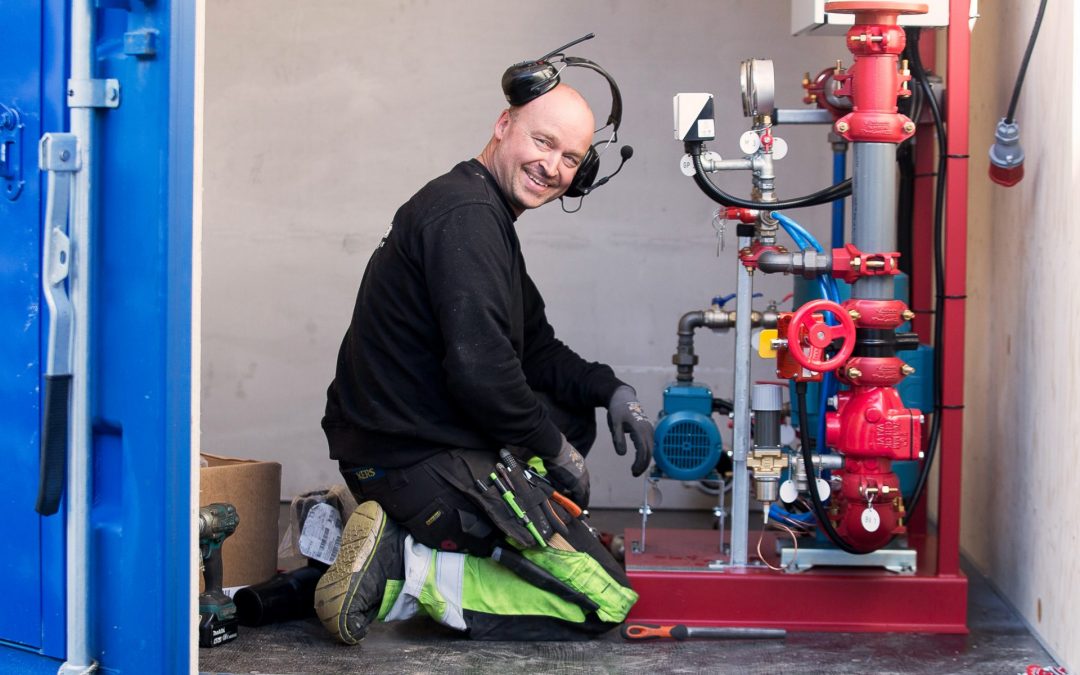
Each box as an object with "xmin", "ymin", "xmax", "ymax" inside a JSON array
[
  {"xmin": 606, "ymin": 385, "xmax": 654, "ymax": 477},
  {"xmin": 545, "ymin": 436, "xmax": 590, "ymax": 509}
]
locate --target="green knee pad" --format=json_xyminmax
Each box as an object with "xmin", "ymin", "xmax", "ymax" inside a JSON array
[{"xmin": 521, "ymin": 546, "xmax": 638, "ymax": 623}]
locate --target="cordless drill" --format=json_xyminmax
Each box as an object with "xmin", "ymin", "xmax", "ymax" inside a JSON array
[{"xmin": 199, "ymin": 503, "xmax": 240, "ymax": 648}]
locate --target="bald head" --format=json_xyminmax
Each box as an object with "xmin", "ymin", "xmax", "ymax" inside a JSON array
[{"xmin": 477, "ymin": 84, "xmax": 596, "ymax": 215}]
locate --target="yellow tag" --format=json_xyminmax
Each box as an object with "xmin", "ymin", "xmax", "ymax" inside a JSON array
[{"xmin": 758, "ymin": 329, "xmax": 779, "ymax": 359}]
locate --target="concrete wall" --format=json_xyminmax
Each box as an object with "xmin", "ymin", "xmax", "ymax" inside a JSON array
[
  {"xmin": 963, "ymin": 1, "xmax": 1079, "ymax": 669},
  {"xmin": 200, "ymin": 1, "xmax": 847, "ymax": 508}
]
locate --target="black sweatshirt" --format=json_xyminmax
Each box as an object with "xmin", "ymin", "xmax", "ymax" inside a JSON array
[{"xmin": 323, "ymin": 160, "xmax": 624, "ymax": 468}]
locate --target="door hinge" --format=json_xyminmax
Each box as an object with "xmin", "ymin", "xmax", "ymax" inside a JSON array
[{"xmin": 67, "ymin": 78, "xmax": 121, "ymax": 109}]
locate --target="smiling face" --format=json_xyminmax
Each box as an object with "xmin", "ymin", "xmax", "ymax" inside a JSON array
[{"xmin": 478, "ymin": 84, "xmax": 595, "ymax": 216}]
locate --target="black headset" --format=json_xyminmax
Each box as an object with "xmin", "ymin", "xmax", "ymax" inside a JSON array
[{"xmin": 500, "ymin": 33, "xmax": 631, "ymax": 201}]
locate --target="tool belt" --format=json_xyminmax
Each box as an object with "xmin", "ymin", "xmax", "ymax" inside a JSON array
[{"xmin": 444, "ymin": 449, "xmax": 571, "ymax": 551}]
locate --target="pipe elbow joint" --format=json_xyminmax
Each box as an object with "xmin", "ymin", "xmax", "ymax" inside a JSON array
[
  {"xmin": 678, "ymin": 310, "xmax": 706, "ymax": 335},
  {"xmin": 758, "ymin": 249, "xmax": 833, "ymax": 278}
]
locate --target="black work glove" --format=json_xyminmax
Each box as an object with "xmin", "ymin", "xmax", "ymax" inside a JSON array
[
  {"xmin": 606, "ymin": 385, "xmax": 655, "ymax": 477},
  {"xmin": 544, "ymin": 436, "xmax": 590, "ymax": 509}
]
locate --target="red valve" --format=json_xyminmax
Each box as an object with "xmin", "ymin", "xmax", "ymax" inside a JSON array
[
  {"xmin": 724, "ymin": 207, "xmax": 758, "ymax": 223},
  {"xmin": 786, "ymin": 299, "xmax": 856, "ymax": 372}
]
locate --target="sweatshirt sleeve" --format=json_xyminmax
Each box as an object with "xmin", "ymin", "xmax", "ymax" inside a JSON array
[
  {"xmin": 420, "ymin": 204, "xmax": 564, "ymax": 458},
  {"xmin": 520, "ymin": 272, "xmax": 626, "ymax": 409}
]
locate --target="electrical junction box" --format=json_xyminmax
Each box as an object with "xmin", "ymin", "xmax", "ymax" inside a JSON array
[
  {"xmin": 791, "ymin": 0, "xmax": 951, "ymax": 36},
  {"xmin": 673, "ymin": 93, "xmax": 715, "ymax": 142}
]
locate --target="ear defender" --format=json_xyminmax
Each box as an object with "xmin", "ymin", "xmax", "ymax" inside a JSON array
[
  {"xmin": 501, "ymin": 61, "xmax": 562, "ymax": 107},
  {"xmin": 499, "ymin": 34, "xmax": 625, "ymax": 201},
  {"xmin": 564, "ymin": 149, "xmax": 600, "ymax": 199}
]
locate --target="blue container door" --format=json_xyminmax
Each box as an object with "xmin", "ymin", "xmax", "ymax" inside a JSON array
[
  {"xmin": 89, "ymin": 3, "xmax": 195, "ymax": 667},
  {"xmin": 0, "ymin": 1, "xmax": 195, "ymax": 672},
  {"xmin": 0, "ymin": 0, "xmax": 67, "ymax": 663}
]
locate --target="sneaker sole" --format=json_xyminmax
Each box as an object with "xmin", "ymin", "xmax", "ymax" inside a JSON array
[{"xmin": 314, "ymin": 501, "xmax": 388, "ymax": 644}]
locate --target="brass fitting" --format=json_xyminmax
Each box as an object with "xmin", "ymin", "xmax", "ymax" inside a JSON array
[
  {"xmin": 747, "ymin": 448, "xmax": 788, "ymax": 475},
  {"xmin": 847, "ymin": 367, "xmax": 863, "ymax": 379},
  {"xmin": 747, "ymin": 449, "xmax": 789, "ymax": 503},
  {"xmin": 901, "ymin": 309, "xmax": 916, "ymax": 321}
]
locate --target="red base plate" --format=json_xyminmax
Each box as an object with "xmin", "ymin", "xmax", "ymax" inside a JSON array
[{"xmin": 625, "ymin": 528, "xmax": 968, "ymax": 633}]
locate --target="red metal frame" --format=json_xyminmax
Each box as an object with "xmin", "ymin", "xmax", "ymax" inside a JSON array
[
  {"xmin": 626, "ymin": 529, "xmax": 967, "ymax": 633},
  {"xmin": 627, "ymin": 1, "xmax": 970, "ymax": 632},
  {"xmin": 937, "ymin": 0, "xmax": 969, "ymax": 580}
]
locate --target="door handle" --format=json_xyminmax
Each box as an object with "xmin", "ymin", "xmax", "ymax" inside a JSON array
[{"xmin": 36, "ymin": 133, "xmax": 79, "ymax": 516}]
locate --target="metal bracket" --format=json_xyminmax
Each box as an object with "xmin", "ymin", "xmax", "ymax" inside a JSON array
[
  {"xmin": 67, "ymin": 78, "xmax": 121, "ymax": 109},
  {"xmin": 780, "ymin": 542, "xmax": 917, "ymax": 574},
  {"xmin": 123, "ymin": 29, "xmax": 158, "ymax": 57},
  {"xmin": 1, "ymin": 104, "xmax": 25, "ymax": 200}
]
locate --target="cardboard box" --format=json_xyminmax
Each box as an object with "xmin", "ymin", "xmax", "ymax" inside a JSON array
[{"xmin": 199, "ymin": 453, "xmax": 282, "ymax": 590}]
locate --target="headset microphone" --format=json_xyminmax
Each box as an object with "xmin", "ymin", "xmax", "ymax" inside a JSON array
[
  {"xmin": 536, "ymin": 33, "xmax": 595, "ymax": 62},
  {"xmin": 579, "ymin": 145, "xmax": 633, "ymax": 195}
]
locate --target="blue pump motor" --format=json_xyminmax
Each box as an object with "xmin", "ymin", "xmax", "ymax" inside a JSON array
[{"xmin": 653, "ymin": 383, "xmax": 723, "ymax": 480}]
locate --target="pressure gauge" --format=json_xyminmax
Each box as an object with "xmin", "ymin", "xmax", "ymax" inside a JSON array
[{"xmin": 739, "ymin": 59, "xmax": 775, "ymax": 119}]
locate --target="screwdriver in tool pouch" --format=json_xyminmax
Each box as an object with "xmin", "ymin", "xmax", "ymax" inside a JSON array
[
  {"xmin": 489, "ymin": 471, "xmax": 546, "ymax": 547},
  {"xmin": 500, "ymin": 449, "xmax": 585, "ymax": 519}
]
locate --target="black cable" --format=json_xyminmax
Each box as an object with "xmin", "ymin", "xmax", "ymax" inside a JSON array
[
  {"xmin": 895, "ymin": 139, "xmax": 916, "ymax": 275},
  {"xmin": 794, "ymin": 381, "xmax": 869, "ymax": 555},
  {"xmin": 688, "ymin": 144, "xmax": 853, "ymax": 210},
  {"xmin": 905, "ymin": 27, "xmax": 946, "ymax": 515},
  {"xmin": 895, "ymin": 37, "xmax": 924, "ymax": 276},
  {"xmin": 1005, "ymin": 0, "xmax": 1049, "ymax": 123}
]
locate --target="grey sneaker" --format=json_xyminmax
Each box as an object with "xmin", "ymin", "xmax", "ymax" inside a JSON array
[{"xmin": 314, "ymin": 500, "xmax": 404, "ymax": 644}]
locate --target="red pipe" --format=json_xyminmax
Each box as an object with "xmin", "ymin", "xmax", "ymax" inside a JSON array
[{"xmin": 936, "ymin": 0, "xmax": 970, "ymax": 577}]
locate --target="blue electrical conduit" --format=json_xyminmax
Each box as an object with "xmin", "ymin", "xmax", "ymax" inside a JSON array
[{"xmin": 831, "ymin": 149, "xmax": 847, "ymax": 248}]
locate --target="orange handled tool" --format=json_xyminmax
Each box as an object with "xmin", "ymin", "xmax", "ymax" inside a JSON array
[
  {"xmin": 547, "ymin": 489, "xmax": 583, "ymax": 518},
  {"xmin": 621, "ymin": 623, "xmax": 786, "ymax": 641}
]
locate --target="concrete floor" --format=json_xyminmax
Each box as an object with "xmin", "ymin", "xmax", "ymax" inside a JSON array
[{"xmin": 199, "ymin": 509, "xmax": 1061, "ymax": 675}]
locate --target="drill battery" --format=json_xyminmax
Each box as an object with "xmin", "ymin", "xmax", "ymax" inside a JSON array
[{"xmin": 198, "ymin": 597, "xmax": 239, "ymax": 648}]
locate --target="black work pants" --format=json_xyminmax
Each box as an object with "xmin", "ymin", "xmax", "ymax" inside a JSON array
[{"xmin": 337, "ymin": 396, "xmax": 632, "ymax": 640}]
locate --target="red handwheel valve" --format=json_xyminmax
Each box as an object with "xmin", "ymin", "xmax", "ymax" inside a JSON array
[{"xmin": 786, "ymin": 299, "xmax": 856, "ymax": 372}]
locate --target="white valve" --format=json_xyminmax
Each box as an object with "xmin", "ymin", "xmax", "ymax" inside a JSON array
[
  {"xmin": 679, "ymin": 154, "xmax": 696, "ymax": 176},
  {"xmin": 771, "ymin": 137, "xmax": 789, "ymax": 160},
  {"xmin": 779, "ymin": 479, "xmax": 798, "ymax": 504},
  {"xmin": 739, "ymin": 131, "xmax": 761, "ymax": 155},
  {"xmin": 815, "ymin": 477, "xmax": 831, "ymax": 501},
  {"xmin": 680, "ymin": 151, "xmax": 722, "ymax": 177},
  {"xmin": 861, "ymin": 507, "xmax": 881, "ymax": 532}
]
